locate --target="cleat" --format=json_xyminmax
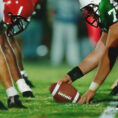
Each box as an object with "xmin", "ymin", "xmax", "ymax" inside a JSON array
[
  {"xmin": 0, "ymin": 101, "xmax": 7, "ymax": 110},
  {"xmin": 22, "ymin": 91, "xmax": 35, "ymax": 98},
  {"xmin": 23, "ymin": 75, "xmax": 34, "ymax": 88},
  {"xmin": 8, "ymin": 95, "xmax": 26, "ymax": 108},
  {"xmin": 110, "ymin": 84, "xmax": 118, "ymax": 96},
  {"xmin": 116, "ymin": 105, "xmax": 118, "ymax": 109}
]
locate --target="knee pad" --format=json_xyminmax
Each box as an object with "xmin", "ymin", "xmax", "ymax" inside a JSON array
[{"xmin": 108, "ymin": 47, "xmax": 118, "ymax": 69}]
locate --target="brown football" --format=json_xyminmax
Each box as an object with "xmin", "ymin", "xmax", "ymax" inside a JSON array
[{"xmin": 49, "ymin": 83, "xmax": 80, "ymax": 103}]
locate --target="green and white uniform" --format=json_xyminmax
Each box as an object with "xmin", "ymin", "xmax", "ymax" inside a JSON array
[{"xmin": 98, "ymin": 0, "xmax": 118, "ymax": 32}]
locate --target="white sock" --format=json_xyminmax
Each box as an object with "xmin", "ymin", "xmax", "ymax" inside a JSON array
[
  {"xmin": 16, "ymin": 79, "xmax": 31, "ymax": 93},
  {"xmin": 20, "ymin": 70, "xmax": 27, "ymax": 77},
  {"xmin": 6, "ymin": 87, "xmax": 18, "ymax": 98}
]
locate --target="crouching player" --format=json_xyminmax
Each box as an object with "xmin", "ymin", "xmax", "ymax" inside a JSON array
[
  {"xmin": 58, "ymin": 0, "xmax": 118, "ymax": 104},
  {"xmin": 0, "ymin": 0, "xmax": 35, "ymax": 109},
  {"xmin": 9, "ymin": 0, "xmax": 42, "ymax": 88}
]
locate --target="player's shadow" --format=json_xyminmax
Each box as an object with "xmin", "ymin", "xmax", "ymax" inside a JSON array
[
  {"xmin": 48, "ymin": 112, "xmax": 99, "ymax": 117},
  {"xmin": 94, "ymin": 98, "xmax": 118, "ymax": 103}
]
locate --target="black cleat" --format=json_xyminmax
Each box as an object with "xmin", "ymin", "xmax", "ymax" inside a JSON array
[
  {"xmin": 22, "ymin": 91, "xmax": 35, "ymax": 98},
  {"xmin": 110, "ymin": 84, "xmax": 118, "ymax": 96},
  {"xmin": 0, "ymin": 101, "xmax": 7, "ymax": 110},
  {"xmin": 8, "ymin": 95, "xmax": 26, "ymax": 108},
  {"xmin": 23, "ymin": 75, "xmax": 34, "ymax": 88}
]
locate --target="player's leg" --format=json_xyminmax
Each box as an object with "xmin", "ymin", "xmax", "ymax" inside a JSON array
[
  {"xmin": 8, "ymin": 37, "xmax": 34, "ymax": 87},
  {"xmin": 2, "ymin": 33, "xmax": 34, "ymax": 97},
  {"xmin": 0, "ymin": 34, "xmax": 25, "ymax": 108}
]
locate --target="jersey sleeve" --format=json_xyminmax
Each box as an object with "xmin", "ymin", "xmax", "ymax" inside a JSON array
[{"xmin": 98, "ymin": 0, "xmax": 118, "ymax": 32}]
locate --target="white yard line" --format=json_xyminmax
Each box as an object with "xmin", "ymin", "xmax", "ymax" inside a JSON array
[{"xmin": 99, "ymin": 102, "xmax": 118, "ymax": 118}]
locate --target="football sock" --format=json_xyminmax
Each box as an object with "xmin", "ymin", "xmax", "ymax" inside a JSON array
[
  {"xmin": 21, "ymin": 70, "xmax": 27, "ymax": 77},
  {"xmin": 6, "ymin": 87, "xmax": 18, "ymax": 98},
  {"xmin": 16, "ymin": 79, "xmax": 32, "ymax": 93}
]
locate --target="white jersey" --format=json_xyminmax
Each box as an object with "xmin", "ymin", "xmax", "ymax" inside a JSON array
[
  {"xmin": 0, "ymin": 0, "xmax": 5, "ymax": 34},
  {"xmin": 0, "ymin": 0, "xmax": 4, "ymax": 22}
]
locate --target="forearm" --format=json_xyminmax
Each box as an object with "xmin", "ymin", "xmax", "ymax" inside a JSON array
[
  {"xmin": 79, "ymin": 32, "xmax": 107, "ymax": 74},
  {"xmin": 93, "ymin": 49, "xmax": 110, "ymax": 85},
  {"xmin": 89, "ymin": 46, "xmax": 118, "ymax": 92},
  {"xmin": 67, "ymin": 42, "xmax": 105, "ymax": 81},
  {"xmin": 79, "ymin": 50, "xmax": 100, "ymax": 74},
  {"xmin": 67, "ymin": 49, "xmax": 103, "ymax": 82},
  {"xmin": 91, "ymin": 24, "xmax": 118, "ymax": 86},
  {"xmin": 67, "ymin": 32, "xmax": 107, "ymax": 82}
]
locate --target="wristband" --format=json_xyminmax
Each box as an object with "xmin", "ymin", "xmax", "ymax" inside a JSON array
[
  {"xmin": 67, "ymin": 66, "xmax": 84, "ymax": 82},
  {"xmin": 89, "ymin": 81, "xmax": 100, "ymax": 91}
]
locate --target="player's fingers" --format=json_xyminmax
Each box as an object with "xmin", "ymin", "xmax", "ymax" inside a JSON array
[
  {"xmin": 58, "ymin": 77, "xmax": 69, "ymax": 85},
  {"xmin": 57, "ymin": 80, "xmax": 63, "ymax": 85},
  {"xmin": 111, "ymin": 83, "xmax": 117, "ymax": 89},
  {"xmin": 68, "ymin": 81, "xmax": 72, "ymax": 85},
  {"xmin": 86, "ymin": 99, "xmax": 89, "ymax": 104},
  {"xmin": 86, "ymin": 98, "xmax": 90, "ymax": 104},
  {"xmin": 111, "ymin": 79, "xmax": 118, "ymax": 89},
  {"xmin": 79, "ymin": 99, "xmax": 85, "ymax": 104},
  {"xmin": 90, "ymin": 100, "xmax": 93, "ymax": 104},
  {"xmin": 78, "ymin": 97, "xmax": 86, "ymax": 104},
  {"xmin": 86, "ymin": 97, "xmax": 93, "ymax": 104}
]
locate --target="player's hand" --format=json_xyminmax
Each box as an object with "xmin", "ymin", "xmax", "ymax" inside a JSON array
[
  {"xmin": 111, "ymin": 79, "xmax": 118, "ymax": 89},
  {"xmin": 78, "ymin": 90, "xmax": 95, "ymax": 104},
  {"xmin": 58, "ymin": 75, "xmax": 72, "ymax": 85}
]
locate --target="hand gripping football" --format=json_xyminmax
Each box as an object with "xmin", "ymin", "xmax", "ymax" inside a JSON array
[{"xmin": 49, "ymin": 83, "xmax": 80, "ymax": 103}]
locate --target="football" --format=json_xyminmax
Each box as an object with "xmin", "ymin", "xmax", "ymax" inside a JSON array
[{"xmin": 49, "ymin": 83, "xmax": 80, "ymax": 103}]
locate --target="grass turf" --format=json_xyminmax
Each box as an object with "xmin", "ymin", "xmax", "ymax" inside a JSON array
[{"xmin": 0, "ymin": 60, "xmax": 118, "ymax": 118}]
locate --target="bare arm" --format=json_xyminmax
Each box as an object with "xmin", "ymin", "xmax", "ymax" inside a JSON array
[
  {"xmin": 79, "ymin": 32, "xmax": 107, "ymax": 74},
  {"xmin": 93, "ymin": 23, "xmax": 118, "ymax": 85},
  {"xmin": 58, "ymin": 32, "xmax": 107, "ymax": 84},
  {"xmin": 78, "ymin": 23, "xmax": 118, "ymax": 104}
]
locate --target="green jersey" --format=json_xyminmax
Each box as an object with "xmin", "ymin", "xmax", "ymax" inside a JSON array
[{"xmin": 98, "ymin": 0, "xmax": 118, "ymax": 32}]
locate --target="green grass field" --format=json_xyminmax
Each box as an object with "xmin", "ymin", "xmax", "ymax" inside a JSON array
[{"xmin": 0, "ymin": 60, "xmax": 118, "ymax": 118}]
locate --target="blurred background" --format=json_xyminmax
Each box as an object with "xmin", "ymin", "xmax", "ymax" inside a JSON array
[{"xmin": 16, "ymin": 0, "xmax": 101, "ymax": 67}]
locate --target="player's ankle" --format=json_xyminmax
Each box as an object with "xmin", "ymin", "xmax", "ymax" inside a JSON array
[
  {"xmin": 6, "ymin": 87, "xmax": 18, "ymax": 98},
  {"xmin": 20, "ymin": 70, "xmax": 27, "ymax": 77},
  {"xmin": 16, "ymin": 79, "xmax": 32, "ymax": 93}
]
